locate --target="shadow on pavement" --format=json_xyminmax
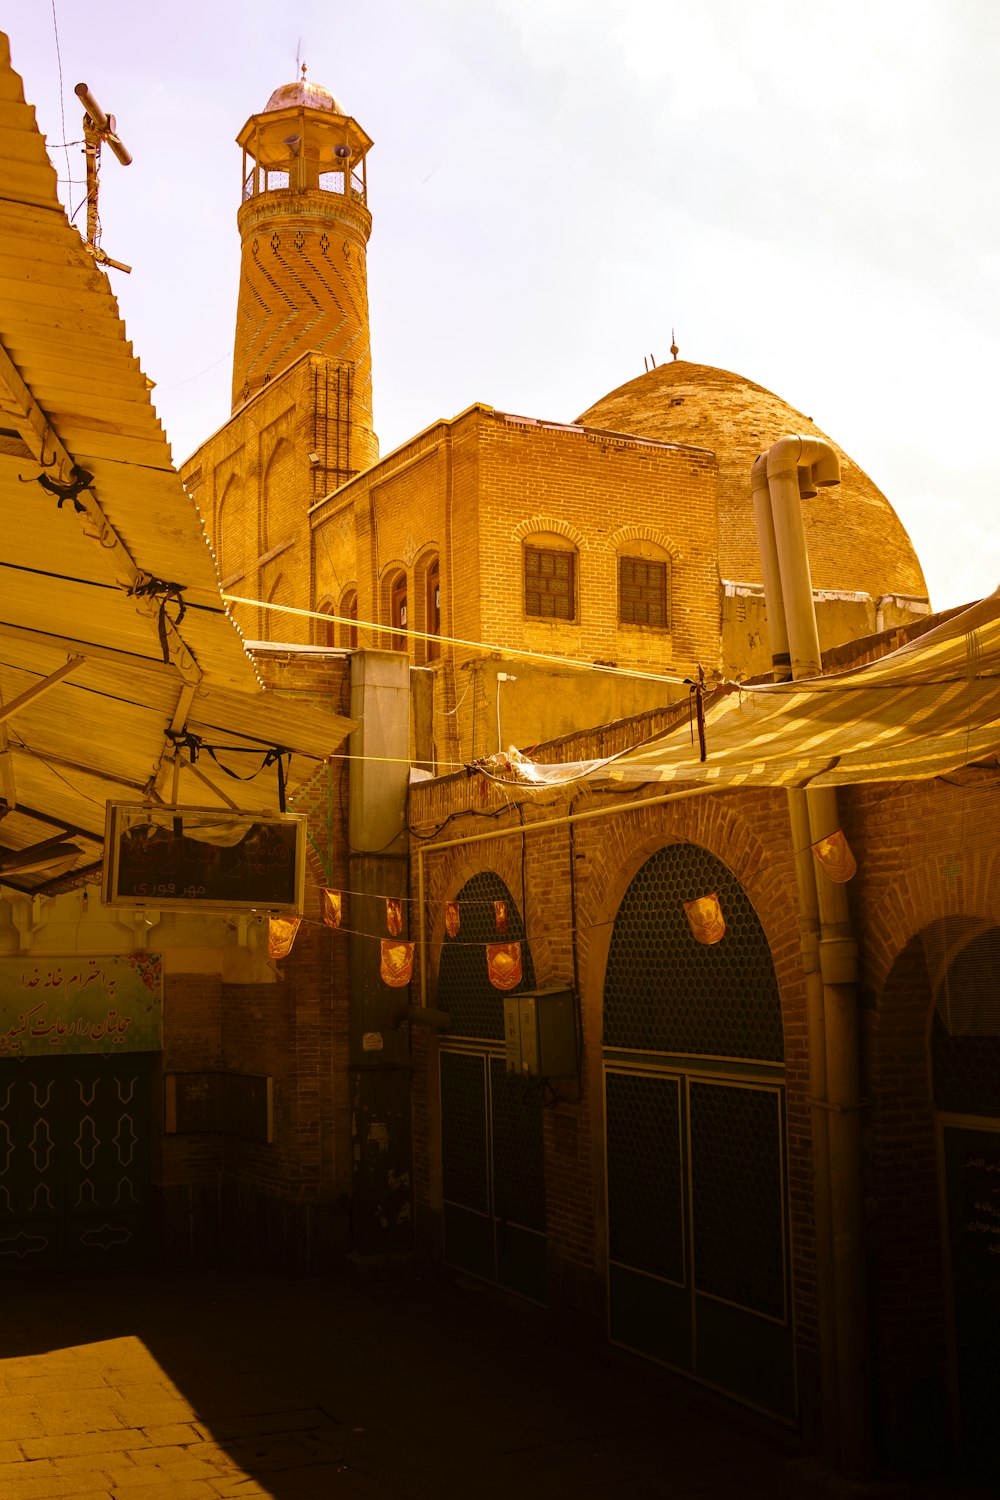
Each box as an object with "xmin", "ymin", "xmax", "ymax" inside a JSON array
[{"xmin": 0, "ymin": 1263, "xmax": 793, "ymax": 1498}]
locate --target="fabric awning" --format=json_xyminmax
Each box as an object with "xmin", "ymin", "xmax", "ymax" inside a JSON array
[{"xmin": 508, "ymin": 591, "xmax": 1000, "ymax": 791}]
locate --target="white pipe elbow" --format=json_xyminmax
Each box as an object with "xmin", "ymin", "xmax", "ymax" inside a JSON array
[
  {"xmin": 766, "ymin": 435, "xmax": 841, "ymax": 490},
  {"xmin": 751, "ymin": 452, "xmax": 770, "ymax": 496}
]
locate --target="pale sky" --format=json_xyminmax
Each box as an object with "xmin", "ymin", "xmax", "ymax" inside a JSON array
[{"xmin": 7, "ymin": 0, "xmax": 1000, "ymax": 611}]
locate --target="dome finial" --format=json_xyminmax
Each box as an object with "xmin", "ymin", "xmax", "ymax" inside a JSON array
[
  {"xmin": 670, "ymin": 328, "xmax": 679, "ymax": 361},
  {"xmin": 301, "ymin": 60, "xmax": 307, "ymax": 81}
]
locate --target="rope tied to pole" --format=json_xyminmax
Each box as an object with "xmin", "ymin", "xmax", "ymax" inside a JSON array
[{"xmin": 126, "ymin": 574, "xmax": 187, "ymax": 662}]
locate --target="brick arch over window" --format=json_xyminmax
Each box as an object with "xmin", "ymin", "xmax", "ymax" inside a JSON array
[
  {"xmin": 435, "ymin": 870, "xmax": 536, "ymax": 1039},
  {"xmin": 512, "ymin": 515, "xmax": 586, "ymax": 549},
  {"xmin": 606, "ymin": 524, "xmax": 682, "ymax": 561},
  {"xmin": 379, "ymin": 564, "xmax": 409, "ymax": 653},
  {"xmin": 603, "ymin": 841, "xmax": 784, "ymax": 1057},
  {"xmin": 315, "ymin": 597, "xmax": 337, "ymax": 648},
  {"xmin": 414, "ymin": 547, "xmax": 441, "ymax": 663},
  {"xmin": 868, "ymin": 918, "xmax": 1000, "ymax": 1473},
  {"xmin": 261, "ymin": 435, "xmax": 297, "ymax": 551},
  {"xmin": 338, "ymin": 586, "xmax": 359, "ymax": 649},
  {"xmin": 575, "ymin": 796, "xmax": 809, "ymax": 1301},
  {"xmin": 216, "ymin": 476, "xmax": 245, "ymax": 581},
  {"xmin": 425, "ymin": 846, "xmax": 529, "ymax": 991}
]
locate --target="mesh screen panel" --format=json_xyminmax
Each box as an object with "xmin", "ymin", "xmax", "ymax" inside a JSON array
[
  {"xmin": 912, "ymin": 781, "xmax": 1000, "ymax": 1039},
  {"xmin": 690, "ymin": 1081, "xmax": 785, "ymax": 1320},
  {"xmin": 437, "ymin": 872, "xmax": 535, "ymax": 1039},
  {"xmin": 606, "ymin": 1071, "xmax": 684, "ymax": 1283},
  {"xmin": 490, "ymin": 1058, "xmax": 545, "ymax": 1232},
  {"xmin": 932, "ymin": 926, "xmax": 1000, "ymax": 1117},
  {"xmin": 928, "ymin": 922, "xmax": 1000, "ymax": 1038},
  {"xmin": 440, "ymin": 1051, "xmax": 488, "ymax": 1212},
  {"xmin": 604, "ymin": 843, "xmax": 783, "ymax": 1060},
  {"xmin": 943, "ymin": 1126, "xmax": 1000, "ymax": 1475}
]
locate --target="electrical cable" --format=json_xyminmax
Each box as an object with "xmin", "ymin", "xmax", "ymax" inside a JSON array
[
  {"xmin": 223, "ymin": 593, "xmax": 691, "ymax": 688},
  {"xmin": 49, "ymin": 0, "xmax": 74, "ymax": 206}
]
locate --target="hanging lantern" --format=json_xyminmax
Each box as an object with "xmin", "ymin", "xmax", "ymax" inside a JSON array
[
  {"xmin": 268, "ymin": 916, "xmax": 301, "ymax": 960},
  {"xmin": 385, "ymin": 897, "xmax": 403, "ymax": 936},
  {"xmin": 321, "ymin": 889, "xmax": 342, "ymax": 929},
  {"xmin": 445, "ymin": 901, "xmax": 460, "ymax": 939},
  {"xmin": 380, "ymin": 940, "xmax": 414, "ymax": 988},
  {"xmin": 487, "ymin": 941, "xmax": 522, "ymax": 990},
  {"xmin": 811, "ymin": 828, "xmax": 857, "ymax": 884},
  {"xmin": 683, "ymin": 893, "xmax": 726, "ymax": 946},
  {"xmin": 494, "ymin": 900, "xmax": 508, "ymax": 937}
]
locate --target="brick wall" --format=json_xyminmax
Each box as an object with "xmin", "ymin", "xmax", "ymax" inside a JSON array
[
  {"xmin": 156, "ymin": 650, "xmax": 353, "ymax": 1269},
  {"xmin": 840, "ymin": 774, "xmax": 1000, "ymax": 1467},
  {"xmin": 181, "ymin": 356, "xmax": 363, "ymax": 647},
  {"xmin": 408, "ymin": 766, "xmax": 817, "ymax": 1349}
]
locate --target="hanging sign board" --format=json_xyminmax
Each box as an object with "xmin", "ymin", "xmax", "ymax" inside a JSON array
[
  {"xmin": 102, "ymin": 804, "xmax": 307, "ymax": 915},
  {"xmin": 0, "ymin": 953, "xmax": 163, "ymax": 1057}
]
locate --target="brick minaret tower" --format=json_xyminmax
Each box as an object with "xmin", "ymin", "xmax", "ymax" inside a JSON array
[{"xmin": 232, "ymin": 68, "xmax": 378, "ymax": 472}]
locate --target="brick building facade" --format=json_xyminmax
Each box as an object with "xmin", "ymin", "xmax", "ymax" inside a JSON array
[
  {"xmin": 12, "ymin": 57, "xmax": 987, "ymax": 1491},
  {"xmin": 162, "ymin": 68, "xmax": 1000, "ymax": 1482}
]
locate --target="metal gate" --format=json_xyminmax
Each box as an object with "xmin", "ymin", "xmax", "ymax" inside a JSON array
[
  {"xmin": 437, "ymin": 871, "xmax": 546, "ymax": 1301},
  {"xmin": 603, "ymin": 843, "xmax": 794, "ymax": 1419},
  {"xmin": 0, "ymin": 1054, "xmax": 154, "ymax": 1269}
]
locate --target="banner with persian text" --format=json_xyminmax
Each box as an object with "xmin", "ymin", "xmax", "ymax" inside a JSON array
[{"xmin": 0, "ymin": 954, "xmax": 163, "ymax": 1057}]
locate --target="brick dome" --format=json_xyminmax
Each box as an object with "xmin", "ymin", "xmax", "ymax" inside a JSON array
[
  {"xmin": 264, "ymin": 77, "xmax": 347, "ymax": 115},
  {"xmin": 577, "ymin": 360, "xmax": 928, "ymax": 601}
]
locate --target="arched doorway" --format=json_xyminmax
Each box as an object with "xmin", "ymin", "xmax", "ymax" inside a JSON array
[
  {"xmin": 602, "ymin": 843, "xmax": 794, "ymax": 1418},
  {"xmin": 929, "ymin": 921, "xmax": 1000, "ymax": 1477},
  {"xmin": 436, "ymin": 871, "xmax": 544, "ymax": 1300}
]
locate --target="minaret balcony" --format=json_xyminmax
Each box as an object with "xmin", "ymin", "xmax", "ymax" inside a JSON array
[{"xmin": 242, "ymin": 167, "xmax": 366, "ymax": 204}]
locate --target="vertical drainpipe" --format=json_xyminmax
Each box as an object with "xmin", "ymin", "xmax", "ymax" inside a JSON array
[
  {"xmin": 756, "ymin": 437, "xmax": 870, "ymax": 1478},
  {"xmin": 752, "ymin": 456, "xmax": 840, "ymax": 1466}
]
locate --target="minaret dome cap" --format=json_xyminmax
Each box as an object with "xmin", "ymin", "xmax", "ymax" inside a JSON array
[{"xmin": 263, "ymin": 77, "xmax": 347, "ymax": 115}]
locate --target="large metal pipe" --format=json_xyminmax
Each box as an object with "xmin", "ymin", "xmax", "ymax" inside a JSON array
[
  {"xmin": 786, "ymin": 789, "xmax": 839, "ymax": 1464},
  {"xmin": 751, "ymin": 454, "xmax": 792, "ymax": 679},
  {"xmin": 758, "ymin": 435, "xmax": 871, "ymax": 1478}
]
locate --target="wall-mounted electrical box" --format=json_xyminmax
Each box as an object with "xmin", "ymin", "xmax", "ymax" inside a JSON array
[{"xmin": 503, "ymin": 988, "xmax": 577, "ymax": 1079}]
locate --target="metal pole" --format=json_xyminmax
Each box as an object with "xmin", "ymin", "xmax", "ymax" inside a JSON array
[{"xmin": 765, "ymin": 436, "xmax": 871, "ymax": 1479}]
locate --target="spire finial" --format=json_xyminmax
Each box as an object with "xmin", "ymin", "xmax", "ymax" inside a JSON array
[
  {"xmin": 301, "ymin": 61, "xmax": 307, "ymax": 81},
  {"xmin": 670, "ymin": 328, "xmax": 679, "ymax": 361}
]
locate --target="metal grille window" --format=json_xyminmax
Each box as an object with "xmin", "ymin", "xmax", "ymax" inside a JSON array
[
  {"xmin": 689, "ymin": 1080, "xmax": 786, "ymax": 1320},
  {"xmin": 606, "ymin": 1071, "xmax": 685, "ymax": 1283},
  {"xmin": 525, "ymin": 546, "xmax": 576, "ymax": 621},
  {"xmin": 619, "ymin": 556, "xmax": 669, "ymax": 628},
  {"xmin": 931, "ymin": 924, "xmax": 1000, "ymax": 1117},
  {"xmin": 436, "ymin": 871, "xmax": 534, "ymax": 1039},
  {"xmin": 603, "ymin": 843, "xmax": 783, "ymax": 1060}
]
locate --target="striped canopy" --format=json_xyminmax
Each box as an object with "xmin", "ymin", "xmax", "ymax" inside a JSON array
[{"xmin": 519, "ymin": 591, "xmax": 1000, "ymax": 790}]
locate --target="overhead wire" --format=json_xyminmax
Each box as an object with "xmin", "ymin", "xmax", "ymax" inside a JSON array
[
  {"xmin": 49, "ymin": 0, "xmax": 74, "ymax": 208},
  {"xmin": 223, "ymin": 593, "xmax": 691, "ymax": 688}
]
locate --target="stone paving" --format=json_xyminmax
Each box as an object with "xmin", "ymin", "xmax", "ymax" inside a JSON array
[
  {"xmin": 0, "ymin": 1263, "xmax": 794, "ymax": 1499},
  {"xmin": 0, "ymin": 1264, "xmax": 994, "ymax": 1499}
]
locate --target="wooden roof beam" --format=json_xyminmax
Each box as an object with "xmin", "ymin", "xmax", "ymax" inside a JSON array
[
  {"xmin": 0, "ymin": 618, "xmax": 179, "ymax": 677},
  {"xmin": 0, "ymin": 725, "xmax": 16, "ymax": 808},
  {"xmin": 0, "ymin": 655, "xmax": 84, "ymax": 725},
  {"xmin": 0, "ymin": 335, "xmax": 203, "ymax": 688},
  {"xmin": 0, "ymin": 337, "xmax": 75, "ymax": 485}
]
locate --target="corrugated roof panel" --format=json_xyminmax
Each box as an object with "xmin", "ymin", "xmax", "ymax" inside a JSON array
[{"xmin": 0, "ymin": 35, "xmax": 355, "ymax": 883}]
